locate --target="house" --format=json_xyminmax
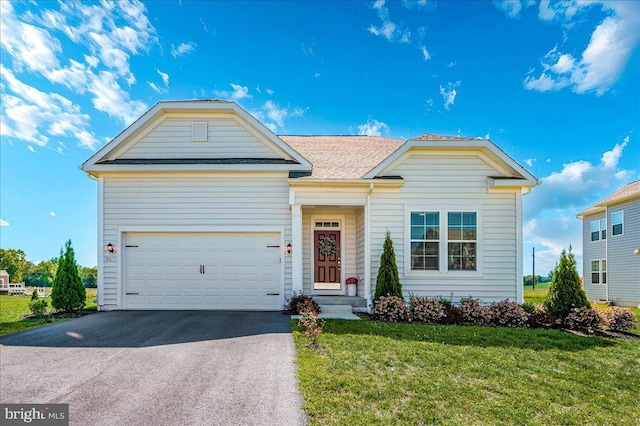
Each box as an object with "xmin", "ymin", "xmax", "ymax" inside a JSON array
[
  {"xmin": 0, "ymin": 270, "xmax": 9, "ymax": 288},
  {"xmin": 0, "ymin": 270, "xmax": 25, "ymax": 295},
  {"xmin": 82, "ymin": 100, "xmax": 538, "ymax": 312},
  {"xmin": 577, "ymin": 180, "xmax": 640, "ymax": 308}
]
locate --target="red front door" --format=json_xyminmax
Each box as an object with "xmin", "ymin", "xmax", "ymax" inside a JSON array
[{"xmin": 314, "ymin": 230, "xmax": 341, "ymax": 290}]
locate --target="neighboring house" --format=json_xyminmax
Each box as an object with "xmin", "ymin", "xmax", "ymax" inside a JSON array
[
  {"xmin": 0, "ymin": 270, "xmax": 9, "ymax": 288},
  {"xmin": 82, "ymin": 100, "xmax": 538, "ymax": 312},
  {"xmin": 577, "ymin": 180, "xmax": 640, "ymax": 308}
]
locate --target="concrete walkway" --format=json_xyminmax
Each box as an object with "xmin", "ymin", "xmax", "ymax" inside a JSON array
[{"xmin": 0, "ymin": 311, "xmax": 307, "ymax": 426}]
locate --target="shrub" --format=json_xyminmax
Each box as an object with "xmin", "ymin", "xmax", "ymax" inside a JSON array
[
  {"xmin": 605, "ymin": 307, "xmax": 638, "ymax": 331},
  {"xmin": 488, "ymin": 300, "xmax": 530, "ymax": 328},
  {"xmin": 297, "ymin": 298, "xmax": 325, "ymax": 348},
  {"xmin": 30, "ymin": 289, "xmax": 39, "ymax": 301},
  {"xmin": 408, "ymin": 295, "xmax": 447, "ymax": 324},
  {"xmin": 565, "ymin": 307, "xmax": 606, "ymax": 334},
  {"xmin": 51, "ymin": 240, "xmax": 86, "ymax": 313},
  {"xmin": 544, "ymin": 248, "xmax": 589, "ymax": 323},
  {"xmin": 284, "ymin": 291, "xmax": 320, "ymax": 315},
  {"xmin": 374, "ymin": 295, "xmax": 408, "ymax": 322},
  {"xmin": 458, "ymin": 296, "xmax": 491, "ymax": 326},
  {"xmin": 29, "ymin": 299, "xmax": 49, "ymax": 318},
  {"xmin": 436, "ymin": 296, "xmax": 461, "ymax": 325},
  {"xmin": 373, "ymin": 232, "xmax": 403, "ymax": 301},
  {"xmin": 526, "ymin": 303, "xmax": 556, "ymax": 328}
]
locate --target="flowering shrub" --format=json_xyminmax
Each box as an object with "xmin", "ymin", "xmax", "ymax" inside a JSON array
[
  {"xmin": 605, "ymin": 307, "xmax": 638, "ymax": 331},
  {"xmin": 523, "ymin": 303, "xmax": 555, "ymax": 328},
  {"xmin": 374, "ymin": 295, "xmax": 408, "ymax": 322},
  {"xmin": 284, "ymin": 291, "xmax": 320, "ymax": 315},
  {"xmin": 297, "ymin": 298, "xmax": 325, "ymax": 348},
  {"xmin": 487, "ymin": 300, "xmax": 530, "ymax": 328},
  {"xmin": 407, "ymin": 296, "xmax": 447, "ymax": 324},
  {"xmin": 566, "ymin": 307, "xmax": 606, "ymax": 334},
  {"xmin": 458, "ymin": 297, "xmax": 491, "ymax": 326}
]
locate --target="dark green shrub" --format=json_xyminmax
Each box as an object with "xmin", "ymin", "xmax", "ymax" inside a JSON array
[
  {"xmin": 374, "ymin": 232, "xmax": 403, "ymax": 301},
  {"xmin": 284, "ymin": 291, "xmax": 320, "ymax": 315},
  {"xmin": 51, "ymin": 240, "xmax": 86, "ymax": 313},
  {"xmin": 544, "ymin": 248, "xmax": 589, "ymax": 324},
  {"xmin": 30, "ymin": 289, "xmax": 39, "ymax": 301}
]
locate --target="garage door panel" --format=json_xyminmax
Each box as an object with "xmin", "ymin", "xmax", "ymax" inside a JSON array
[{"xmin": 124, "ymin": 232, "xmax": 281, "ymax": 310}]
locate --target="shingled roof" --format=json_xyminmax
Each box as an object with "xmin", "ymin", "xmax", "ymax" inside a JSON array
[
  {"xmin": 577, "ymin": 180, "xmax": 640, "ymax": 217},
  {"xmin": 280, "ymin": 135, "xmax": 406, "ymax": 179}
]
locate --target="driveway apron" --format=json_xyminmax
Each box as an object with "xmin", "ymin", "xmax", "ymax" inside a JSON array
[{"xmin": 0, "ymin": 311, "xmax": 307, "ymax": 425}]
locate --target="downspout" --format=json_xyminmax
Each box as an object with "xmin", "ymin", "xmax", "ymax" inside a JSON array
[{"xmin": 364, "ymin": 182, "xmax": 373, "ymax": 312}]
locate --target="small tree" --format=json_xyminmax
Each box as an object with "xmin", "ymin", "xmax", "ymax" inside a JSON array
[
  {"xmin": 51, "ymin": 240, "xmax": 86, "ymax": 313},
  {"xmin": 544, "ymin": 247, "xmax": 589, "ymax": 324},
  {"xmin": 31, "ymin": 288, "xmax": 40, "ymax": 301},
  {"xmin": 374, "ymin": 231, "xmax": 403, "ymax": 301}
]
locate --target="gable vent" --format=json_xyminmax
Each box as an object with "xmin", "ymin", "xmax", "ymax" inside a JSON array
[{"xmin": 192, "ymin": 122, "xmax": 208, "ymax": 142}]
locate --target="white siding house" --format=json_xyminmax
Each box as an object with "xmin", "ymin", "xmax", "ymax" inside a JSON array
[
  {"xmin": 577, "ymin": 181, "xmax": 640, "ymax": 308},
  {"xmin": 83, "ymin": 101, "xmax": 538, "ymax": 311}
]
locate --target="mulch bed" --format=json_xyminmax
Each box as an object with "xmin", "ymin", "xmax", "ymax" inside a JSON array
[{"xmin": 24, "ymin": 310, "xmax": 99, "ymax": 320}]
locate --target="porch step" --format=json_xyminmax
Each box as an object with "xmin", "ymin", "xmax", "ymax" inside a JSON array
[
  {"xmin": 312, "ymin": 296, "xmax": 367, "ymax": 308},
  {"xmin": 318, "ymin": 304, "xmax": 352, "ymax": 314}
]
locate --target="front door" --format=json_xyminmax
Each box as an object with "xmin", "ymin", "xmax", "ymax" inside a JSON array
[{"xmin": 314, "ymin": 230, "xmax": 341, "ymax": 290}]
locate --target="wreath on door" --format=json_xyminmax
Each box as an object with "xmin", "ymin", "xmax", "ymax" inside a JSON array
[{"xmin": 317, "ymin": 236, "xmax": 337, "ymax": 257}]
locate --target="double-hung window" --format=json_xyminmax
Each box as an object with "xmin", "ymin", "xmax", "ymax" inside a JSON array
[
  {"xmin": 591, "ymin": 260, "xmax": 606, "ymax": 284},
  {"xmin": 611, "ymin": 211, "xmax": 623, "ymax": 236},
  {"xmin": 410, "ymin": 212, "xmax": 439, "ymax": 270},
  {"xmin": 447, "ymin": 212, "xmax": 477, "ymax": 271},
  {"xmin": 590, "ymin": 219, "xmax": 606, "ymax": 241}
]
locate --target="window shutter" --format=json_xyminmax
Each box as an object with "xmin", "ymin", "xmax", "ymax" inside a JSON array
[{"xmin": 192, "ymin": 122, "xmax": 208, "ymax": 142}]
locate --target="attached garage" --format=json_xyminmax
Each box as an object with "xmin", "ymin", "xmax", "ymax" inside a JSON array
[{"xmin": 123, "ymin": 232, "xmax": 283, "ymax": 310}]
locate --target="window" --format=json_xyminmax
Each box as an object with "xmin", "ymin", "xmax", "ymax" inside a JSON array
[
  {"xmin": 591, "ymin": 260, "xmax": 600, "ymax": 284},
  {"xmin": 448, "ymin": 212, "xmax": 477, "ymax": 271},
  {"xmin": 590, "ymin": 219, "xmax": 607, "ymax": 241},
  {"xmin": 612, "ymin": 211, "xmax": 623, "ymax": 236},
  {"xmin": 591, "ymin": 260, "xmax": 606, "ymax": 285},
  {"xmin": 410, "ymin": 212, "xmax": 439, "ymax": 270}
]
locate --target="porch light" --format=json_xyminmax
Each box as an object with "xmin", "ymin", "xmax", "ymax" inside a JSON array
[
  {"xmin": 286, "ymin": 243, "xmax": 292, "ymax": 255},
  {"xmin": 106, "ymin": 243, "xmax": 117, "ymax": 254}
]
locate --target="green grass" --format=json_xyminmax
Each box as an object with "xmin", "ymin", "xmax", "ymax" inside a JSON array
[
  {"xmin": 523, "ymin": 282, "xmax": 551, "ymax": 304},
  {"xmin": 0, "ymin": 288, "xmax": 97, "ymax": 336},
  {"xmin": 293, "ymin": 320, "xmax": 640, "ymax": 425}
]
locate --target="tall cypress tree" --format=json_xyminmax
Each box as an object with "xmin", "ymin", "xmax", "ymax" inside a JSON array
[
  {"xmin": 51, "ymin": 240, "xmax": 86, "ymax": 313},
  {"xmin": 374, "ymin": 231, "xmax": 403, "ymax": 301},
  {"xmin": 544, "ymin": 247, "xmax": 589, "ymax": 323}
]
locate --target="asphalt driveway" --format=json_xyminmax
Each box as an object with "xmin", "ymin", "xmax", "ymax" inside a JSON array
[{"xmin": 0, "ymin": 311, "xmax": 307, "ymax": 425}]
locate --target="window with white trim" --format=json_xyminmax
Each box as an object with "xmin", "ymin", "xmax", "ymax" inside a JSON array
[
  {"xmin": 410, "ymin": 212, "xmax": 439, "ymax": 270},
  {"xmin": 611, "ymin": 211, "xmax": 623, "ymax": 236},
  {"xmin": 590, "ymin": 219, "xmax": 606, "ymax": 241},
  {"xmin": 591, "ymin": 259, "xmax": 606, "ymax": 285},
  {"xmin": 447, "ymin": 212, "xmax": 477, "ymax": 271}
]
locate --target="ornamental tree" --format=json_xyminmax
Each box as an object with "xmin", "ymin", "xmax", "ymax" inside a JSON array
[
  {"xmin": 374, "ymin": 231, "xmax": 403, "ymax": 302},
  {"xmin": 544, "ymin": 247, "xmax": 589, "ymax": 324},
  {"xmin": 51, "ymin": 240, "xmax": 86, "ymax": 313}
]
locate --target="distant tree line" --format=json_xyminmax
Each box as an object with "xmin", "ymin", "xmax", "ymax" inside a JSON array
[
  {"xmin": 523, "ymin": 272, "xmax": 553, "ymax": 286},
  {"xmin": 0, "ymin": 248, "xmax": 97, "ymax": 288}
]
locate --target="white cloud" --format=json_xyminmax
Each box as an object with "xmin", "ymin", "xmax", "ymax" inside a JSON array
[
  {"xmin": 421, "ymin": 46, "xmax": 431, "ymax": 61},
  {"xmin": 524, "ymin": 2, "xmax": 640, "ymax": 96},
  {"xmin": 446, "ymin": 61, "xmax": 456, "ymax": 68},
  {"xmin": 265, "ymin": 88, "xmax": 274, "ymax": 95},
  {"xmin": 157, "ymin": 69, "xmax": 169, "ymax": 86},
  {"xmin": 439, "ymin": 81, "xmax": 461, "ymax": 111},
  {"xmin": 494, "ymin": 0, "xmax": 535, "ymax": 18},
  {"xmin": 523, "ymin": 137, "xmax": 635, "ymax": 275},
  {"xmin": 0, "ymin": 218, "xmax": 9, "ymax": 226},
  {"xmin": 358, "ymin": 118, "xmax": 390, "ymax": 136},
  {"xmin": 368, "ymin": 0, "xmax": 411, "ymax": 44},
  {"xmin": 147, "ymin": 81, "xmax": 164, "ymax": 94},
  {"xmin": 313, "ymin": 73, "xmax": 321, "ymax": 78},
  {"xmin": 259, "ymin": 100, "xmax": 306, "ymax": 130},
  {"xmin": 27, "ymin": 145, "xmax": 35, "ymax": 152},
  {"xmin": 171, "ymin": 42, "xmax": 197, "ymax": 57},
  {"xmin": 88, "ymin": 71, "xmax": 147, "ymax": 125},
  {"xmin": 49, "ymin": 211, "xmax": 56, "ymax": 217},
  {"xmin": 524, "ymin": 158, "xmax": 536, "ymax": 168},
  {"xmin": 213, "ymin": 83, "xmax": 252, "ymax": 101}
]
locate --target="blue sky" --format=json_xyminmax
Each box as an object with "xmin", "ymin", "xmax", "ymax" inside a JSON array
[{"xmin": 1, "ymin": 0, "xmax": 638, "ymax": 277}]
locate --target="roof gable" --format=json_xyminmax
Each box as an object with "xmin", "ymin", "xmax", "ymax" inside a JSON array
[
  {"xmin": 577, "ymin": 180, "xmax": 640, "ymax": 217},
  {"xmin": 82, "ymin": 101, "xmax": 311, "ymax": 174}
]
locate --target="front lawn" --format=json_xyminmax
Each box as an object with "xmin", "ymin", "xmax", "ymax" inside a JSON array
[
  {"xmin": 293, "ymin": 320, "xmax": 640, "ymax": 425},
  {"xmin": 0, "ymin": 288, "xmax": 97, "ymax": 336}
]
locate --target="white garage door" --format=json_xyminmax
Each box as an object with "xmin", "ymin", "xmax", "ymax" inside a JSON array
[{"xmin": 123, "ymin": 232, "xmax": 282, "ymax": 310}]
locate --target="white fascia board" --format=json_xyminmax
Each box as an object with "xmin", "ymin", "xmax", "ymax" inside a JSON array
[
  {"xmin": 287, "ymin": 178, "xmax": 405, "ymax": 189},
  {"xmin": 85, "ymin": 163, "xmax": 310, "ymax": 174},
  {"xmin": 82, "ymin": 101, "xmax": 313, "ymax": 172},
  {"xmin": 487, "ymin": 177, "xmax": 536, "ymax": 191},
  {"xmin": 364, "ymin": 139, "xmax": 539, "ymax": 187}
]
